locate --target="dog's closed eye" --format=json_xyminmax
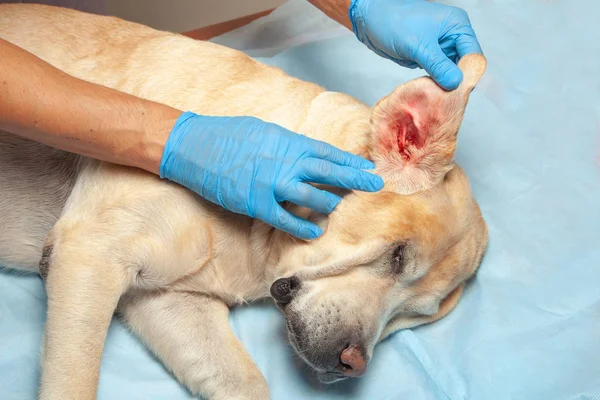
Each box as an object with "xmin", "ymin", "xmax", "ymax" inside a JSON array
[{"xmin": 391, "ymin": 245, "xmax": 406, "ymax": 275}]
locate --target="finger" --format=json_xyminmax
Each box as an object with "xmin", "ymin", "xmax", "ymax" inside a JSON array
[
  {"xmin": 260, "ymin": 204, "xmax": 323, "ymax": 240},
  {"xmin": 308, "ymin": 139, "xmax": 375, "ymax": 170},
  {"xmin": 279, "ymin": 182, "xmax": 342, "ymax": 215},
  {"xmin": 301, "ymin": 159, "xmax": 384, "ymax": 192},
  {"xmin": 438, "ymin": 35, "xmax": 459, "ymax": 64},
  {"xmin": 455, "ymin": 26, "xmax": 483, "ymax": 58},
  {"xmin": 418, "ymin": 43, "xmax": 463, "ymax": 90}
]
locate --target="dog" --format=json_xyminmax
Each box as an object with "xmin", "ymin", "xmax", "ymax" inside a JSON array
[{"xmin": 0, "ymin": 4, "xmax": 488, "ymax": 400}]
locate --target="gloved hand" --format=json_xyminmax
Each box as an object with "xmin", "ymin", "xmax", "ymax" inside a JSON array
[
  {"xmin": 349, "ymin": 0, "xmax": 482, "ymax": 90},
  {"xmin": 160, "ymin": 112, "xmax": 384, "ymax": 240}
]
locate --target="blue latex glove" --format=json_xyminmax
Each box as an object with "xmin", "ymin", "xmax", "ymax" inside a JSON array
[
  {"xmin": 160, "ymin": 112, "xmax": 384, "ymax": 240},
  {"xmin": 349, "ymin": 0, "xmax": 482, "ymax": 90}
]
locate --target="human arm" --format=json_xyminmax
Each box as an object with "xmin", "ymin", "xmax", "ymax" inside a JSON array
[
  {"xmin": 0, "ymin": 37, "xmax": 180, "ymax": 174},
  {"xmin": 307, "ymin": 0, "xmax": 483, "ymax": 90},
  {"xmin": 307, "ymin": 0, "xmax": 353, "ymax": 29}
]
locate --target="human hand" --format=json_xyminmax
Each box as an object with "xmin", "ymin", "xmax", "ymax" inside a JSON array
[
  {"xmin": 349, "ymin": 0, "xmax": 482, "ymax": 90},
  {"xmin": 160, "ymin": 112, "xmax": 384, "ymax": 240}
]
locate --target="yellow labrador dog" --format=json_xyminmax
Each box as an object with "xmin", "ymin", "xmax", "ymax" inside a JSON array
[{"xmin": 0, "ymin": 4, "xmax": 487, "ymax": 400}]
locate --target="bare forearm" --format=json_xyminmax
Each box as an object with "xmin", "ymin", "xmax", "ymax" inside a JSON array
[
  {"xmin": 308, "ymin": 0, "xmax": 352, "ymax": 29},
  {"xmin": 0, "ymin": 38, "xmax": 182, "ymax": 174}
]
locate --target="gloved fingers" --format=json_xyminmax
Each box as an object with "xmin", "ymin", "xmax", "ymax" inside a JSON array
[
  {"xmin": 279, "ymin": 182, "xmax": 342, "ymax": 215},
  {"xmin": 308, "ymin": 139, "xmax": 375, "ymax": 170},
  {"xmin": 454, "ymin": 25, "xmax": 483, "ymax": 58},
  {"xmin": 418, "ymin": 42, "xmax": 464, "ymax": 90},
  {"xmin": 438, "ymin": 34, "xmax": 460, "ymax": 64},
  {"xmin": 301, "ymin": 159, "xmax": 384, "ymax": 192},
  {"xmin": 260, "ymin": 203, "xmax": 324, "ymax": 240},
  {"xmin": 361, "ymin": 34, "xmax": 417, "ymax": 68}
]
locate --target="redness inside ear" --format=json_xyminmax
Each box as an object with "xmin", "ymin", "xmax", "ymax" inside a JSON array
[
  {"xmin": 393, "ymin": 109, "xmax": 426, "ymax": 161},
  {"xmin": 374, "ymin": 90, "xmax": 440, "ymax": 165}
]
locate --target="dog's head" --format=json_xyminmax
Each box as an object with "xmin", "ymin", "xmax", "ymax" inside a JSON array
[{"xmin": 269, "ymin": 54, "xmax": 488, "ymax": 383}]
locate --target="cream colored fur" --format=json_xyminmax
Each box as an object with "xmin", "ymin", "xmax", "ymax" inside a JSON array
[{"xmin": 0, "ymin": 4, "xmax": 488, "ymax": 400}]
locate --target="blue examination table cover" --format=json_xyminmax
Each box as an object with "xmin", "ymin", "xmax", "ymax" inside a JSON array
[{"xmin": 1, "ymin": 1, "xmax": 599, "ymax": 399}]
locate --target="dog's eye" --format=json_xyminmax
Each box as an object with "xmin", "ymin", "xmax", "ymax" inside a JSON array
[{"xmin": 391, "ymin": 245, "xmax": 405, "ymax": 274}]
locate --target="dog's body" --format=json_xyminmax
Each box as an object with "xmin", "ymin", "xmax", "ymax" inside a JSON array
[{"xmin": 0, "ymin": 4, "xmax": 488, "ymax": 400}]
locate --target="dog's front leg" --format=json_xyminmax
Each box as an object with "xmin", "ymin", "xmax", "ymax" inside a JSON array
[
  {"xmin": 118, "ymin": 291, "xmax": 269, "ymax": 400},
  {"xmin": 40, "ymin": 244, "xmax": 132, "ymax": 400}
]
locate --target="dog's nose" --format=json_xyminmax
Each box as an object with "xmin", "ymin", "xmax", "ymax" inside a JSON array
[
  {"xmin": 340, "ymin": 344, "xmax": 367, "ymax": 377},
  {"xmin": 270, "ymin": 276, "xmax": 300, "ymax": 305}
]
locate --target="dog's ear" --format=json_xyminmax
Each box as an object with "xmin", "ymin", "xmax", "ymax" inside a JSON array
[
  {"xmin": 369, "ymin": 54, "xmax": 486, "ymax": 195},
  {"xmin": 378, "ymin": 283, "xmax": 465, "ymax": 341}
]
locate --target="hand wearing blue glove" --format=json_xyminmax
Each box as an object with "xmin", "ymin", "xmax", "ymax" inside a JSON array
[
  {"xmin": 349, "ymin": 0, "xmax": 482, "ymax": 90},
  {"xmin": 160, "ymin": 112, "xmax": 384, "ymax": 240}
]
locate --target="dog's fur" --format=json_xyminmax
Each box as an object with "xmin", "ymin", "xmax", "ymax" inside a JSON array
[{"xmin": 0, "ymin": 4, "xmax": 488, "ymax": 400}]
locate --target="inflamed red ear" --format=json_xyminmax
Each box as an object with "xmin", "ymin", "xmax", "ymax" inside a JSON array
[{"xmin": 370, "ymin": 54, "xmax": 487, "ymax": 195}]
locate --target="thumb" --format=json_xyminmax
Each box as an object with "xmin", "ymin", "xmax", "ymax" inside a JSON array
[{"xmin": 420, "ymin": 45, "xmax": 463, "ymax": 91}]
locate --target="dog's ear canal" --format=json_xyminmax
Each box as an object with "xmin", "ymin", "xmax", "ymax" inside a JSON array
[{"xmin": 369, "ymin": 54, "xmax": 487, "ymax": 195}]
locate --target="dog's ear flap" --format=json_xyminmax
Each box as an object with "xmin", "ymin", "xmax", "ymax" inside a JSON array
[
  {"xmin": 378, "ymin": 283, "xmax": 465, "ymax": 341},
  {"xmin": 369, "ymin": 54, "xmax": 487, "ymax": 195}
]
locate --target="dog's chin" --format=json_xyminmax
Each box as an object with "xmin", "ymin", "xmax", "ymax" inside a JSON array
[
  {"xmin": 286, "ymin": 322, "xmax": 350, "ymax": 384},
  {"xmin": 285, "ymin": 322, "xmax": 330, "ymax": 374},
  {"xmin": 283, "ymin": 306, "xmax": 372, "ymax": 382}
]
